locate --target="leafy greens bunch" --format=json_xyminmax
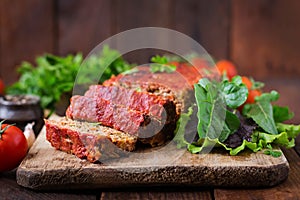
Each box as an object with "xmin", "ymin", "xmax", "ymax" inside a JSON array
[
  {"xmin": 7, "ymin": 46, "xmax": 133, "ymax": 113},
  {"xmin": 150, "ymin": 55, "xmax": 177, "ymax": 73},
  {"xmin": 175, "ymin": 76, "xmax": 300, "ymax": 157}
]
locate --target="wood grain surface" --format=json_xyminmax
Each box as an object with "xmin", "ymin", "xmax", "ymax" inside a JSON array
[
  {"xmin": 174, "ymin": 0, "xmax": 230, "ymax": 60},
  {"xmin": 57, "ymin": 0, "xmax": 112, "ymax": 56},
  {"xmin": 100, "ymin": 190, "xmax": 212, "ymax": 200},
  {"xmin": 214, "ymin": 148, "xmax": 300, "ymax": 200},
  {"xmin": 16, "ymin": 117, "xmax": 289, "ymax": 190},
  {"xmin": 0, "ymin": 170, "xmax": 96, "ymax": 200},
  {"xmin": 0, "ymin": 0, "xmax": 54, "ymax": 85},
  {"xmin": 231, "ymin": 0, "xmax": 300, "ymax": 79},
  {"xmin": 2, "ymin": 0, "xmax": 300, "ymax": 87},
  {"xmin": 2, "ymin": 146, "xmax": 300, "ymax": 199}
]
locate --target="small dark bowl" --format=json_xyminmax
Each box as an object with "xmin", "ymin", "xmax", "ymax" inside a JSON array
[{"xmin": 0, "ymin": 95, "xmax": 44, "ymax": 136}]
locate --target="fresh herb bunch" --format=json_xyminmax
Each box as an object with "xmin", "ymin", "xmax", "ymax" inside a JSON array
[
  {"xmin": 175, "ymin": 75, "xmax": 300, "ymax": 157},
  {"xmin": 77, "ymin": 45, "xmax": 133, "ymax": 84},
  {"xmin": 7, "ymin": 54, "xmax": 81, "ymax": 111},
  {"xmin": 7, "ymin": 46, "xmax": 133, "ymax": 113},
  {"xmin": 150, "ymin": 55, "xmax": 177, "ymax": 73}
]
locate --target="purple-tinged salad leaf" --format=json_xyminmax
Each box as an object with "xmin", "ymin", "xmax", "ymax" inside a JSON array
[
  {"xmin": 223, "ymin": 111, "xmax": 257, "ymax": 148},
  {"xmin": 175, "ymin": 75, "xmax": 300, "ymax": 157}
]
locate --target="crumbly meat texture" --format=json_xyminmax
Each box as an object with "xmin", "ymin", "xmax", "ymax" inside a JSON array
[
  {"xmin": 84, "ymin": 85, "xmax": 175, "ymax": 119},
  {"xmin": 66, "ymin": 93, "xmax": 176, "ymax": 134},
  {"xmin": 66, "ymin": 85, "xmax": 178, "ymax": 146},
  {"xmin": 66, "ymin": 95, "xmax": 147, "ymax": 135},
  {"xmin": 103, "ymin": 65, "xmax": 198, "ymax": 114},
  {"xmin": 45, "ymin": 117, "xmax": 137, "ymax": 163}
]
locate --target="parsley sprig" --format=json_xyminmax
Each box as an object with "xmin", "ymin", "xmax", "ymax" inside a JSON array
[{"xmin": 150, "ymin": 55, "xmax": 176, "ymax": 73}]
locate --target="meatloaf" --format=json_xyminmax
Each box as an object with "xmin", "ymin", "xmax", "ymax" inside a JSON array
[
  {"xmin": 66, "ymin": 85, "xmax": 177, "ymax": 146},
  {"xmin": 84, "ymin": 85, "xmax": 177, "ymax": 120},
  {"xmin": 66, "ymin": 95, "xmax": 165, "ymax": 136},
  {"xmin": 45, "ymin": 117, "xmax": 137, "ymax": 163},
  {"xmin": 46, "ymin": 63, "xmax": 203, "ymax": 162},
  {"xmin": 103, "ymin": 65, "xmax": 200, "ymax": 114}
]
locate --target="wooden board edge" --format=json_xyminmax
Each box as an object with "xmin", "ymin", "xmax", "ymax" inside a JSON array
[{"xmin": 16, "ymin": 158, "xmax": 289, "ymax": 190}]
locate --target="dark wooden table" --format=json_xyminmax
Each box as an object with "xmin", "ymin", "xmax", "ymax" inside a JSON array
[
  {"xmin": 1, "ymin": 80, "xmax": 300, "ymax": 200},
  {"xmin": 0, "ymin": 137, "xmax": 299, "ymax": 200}
]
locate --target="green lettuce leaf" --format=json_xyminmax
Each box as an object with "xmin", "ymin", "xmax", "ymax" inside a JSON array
[
  {"xmin": 276, "ymin": 123, "xmax": 300, "ymax": 139},
  {"xmin": 273, "ymin": 105, "xmax": 294, "ymax": 123},
  {"xmin": 243, "ymin": 91, "xmax": 279, "ymax": 134},
  {"xmin": 176, "ymin": 75, "xmax": 300, "ymax": 157},
  {"xmin": 173, "ymin": 106, "xmax": 194, "ymax": 148},
  {"xmin": 187, "ymin": 123, "xmax": 300, "ymax": 156},
  {"xmin": 195, "ymin": 79, "xmax": 227, "ymax": 139},
  {"xmin": 255, "ymin": 90, "xmax": 279, "ymax": 102},
  {"xmin": 187, "ymin": 139, "xmax": 217, "ymax": 154},
  {"xmin": 218, "ymin": 111, "xmax": 240, "ymax": 142},
  {"xmin": 221, "ymin": 76, "xmax": 248, "ymax": 109},
  {"xmin": 188, "ymin": 138, "xmax": 260, "ymax": 155}
]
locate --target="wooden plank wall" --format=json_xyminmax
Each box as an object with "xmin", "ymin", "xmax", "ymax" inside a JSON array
[
  {"xmin": 1, "ymin": 0, "xmax": 299, "ymax": 84},
  {"xmin": 0, "ymin": 0, "xmax": 54, "ymax": 85},
  {"xmin": 0, "ymin": 0, "xmax": 229, "ymax": 85},
  {"xmin": 1, "ymin": 0, "xmax": 300, "ymax": 150}
]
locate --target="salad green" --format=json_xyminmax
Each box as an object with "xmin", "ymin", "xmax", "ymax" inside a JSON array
[{"xmin": 175, "ymin": 75, "xmax": 300, "ymax": 157}]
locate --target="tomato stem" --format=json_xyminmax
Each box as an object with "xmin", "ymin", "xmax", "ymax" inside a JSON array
[{"xmin": 0, "ymin": 120, "xmax": 15, "ymax": 140}]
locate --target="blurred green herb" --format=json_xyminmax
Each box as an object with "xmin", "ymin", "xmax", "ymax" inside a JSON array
[
  {"xmin": 7, "ymin": 54, "xmax": 81, "ymax": 112},
  {"xmin": 250, "ymin": 77, "xmax": 265, "ymax": 90},
  {"xmin": 78, "ymin": 45, "xmax": 133, "ymax": 84},
  {"xmin": 264, "ymin": 144, "xmax": 282, "ymax": 157},
  {"xmin": 7, "ymin": 45, "xmax": 133, "ymax": 113},
  {"xmin": 150, "ymin": 55, "xmax": 176, "ymax": 73}
]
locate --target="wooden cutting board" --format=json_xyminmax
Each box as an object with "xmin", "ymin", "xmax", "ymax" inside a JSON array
[{"xmin": 16, "ymin": 123, "xmax": 289, "ymax": 190}]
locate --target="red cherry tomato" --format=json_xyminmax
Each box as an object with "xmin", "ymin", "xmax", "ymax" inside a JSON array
[
  {"xmin": 0, "ymin": 79, "xmax": 4, "ymax": 95},
  {"xmin": 0, "ymin": 122, "xmax": 28, "ymax": 172},
  {"xmin": 241, "ymin": 76, "xmax": 252, "ymax": 89},
  {"xmin": 246, "ymin": 89, "xmax": 262, "ymax": 104},
  {"xmin": 216, "ymin": 60, "xmax": 238, "ymax": 80}
]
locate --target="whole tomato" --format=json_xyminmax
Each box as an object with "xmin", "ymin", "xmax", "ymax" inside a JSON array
[
  {"xmin": 246, "ymin": 89, "xmax": 262, "ymax": 104},
  {"xmin": 241, "ymin": 76, "xmax": 252, "ymax": 89},
  {"xmin": 216, "ymin": 60, "xmax": 238, "ymax": 80},
  {"xmin": 0, "ymin": 79, "xmax": 4, "ymax": 95},
  {"xmin": 0, "ymin": 122, "xmax": 28, "ymax": 172}
]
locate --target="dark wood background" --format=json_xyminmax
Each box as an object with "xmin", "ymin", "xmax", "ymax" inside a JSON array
[{"xmin": 1, "ymin": 0, "xmax": 300, "ymax": 120}]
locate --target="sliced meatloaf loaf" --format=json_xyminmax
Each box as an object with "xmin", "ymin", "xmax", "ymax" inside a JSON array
[
  {"xmin": 46, "ymin": 64, "xmax": 203, "ymax": 162},
  {"xmin": 84, "ymin": 85, "xmax": 177, "ymax": 120},
  {"xmin": 45, "ymin": 117, "xmax": 137, "ymax": 163},
  {"xmin": 66, "ymin": 95, "xmax": 162, "ymax": 135},
  {"xmin": 66, "ymin": 87, "xmax": 177, "ymax": 147},
  {"xmin": 103, "ymin": 65, "xmax": 199, "ymax": 115}
]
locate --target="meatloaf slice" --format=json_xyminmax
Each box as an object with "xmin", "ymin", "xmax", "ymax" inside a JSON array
[
  {"xmin": 66, "ymin": 95, "xmax": 152, "ymax": 135},
  {"xmin": 45, "ymin": 117, "xmax": 137, "ymax": 163},
  {"xmin": 66, "ymin": 94, "xmax": 176, "ymax": 147},
  {"xmin": 84, "ymin": 85, "xmax": 177, "ymax": 120}
]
